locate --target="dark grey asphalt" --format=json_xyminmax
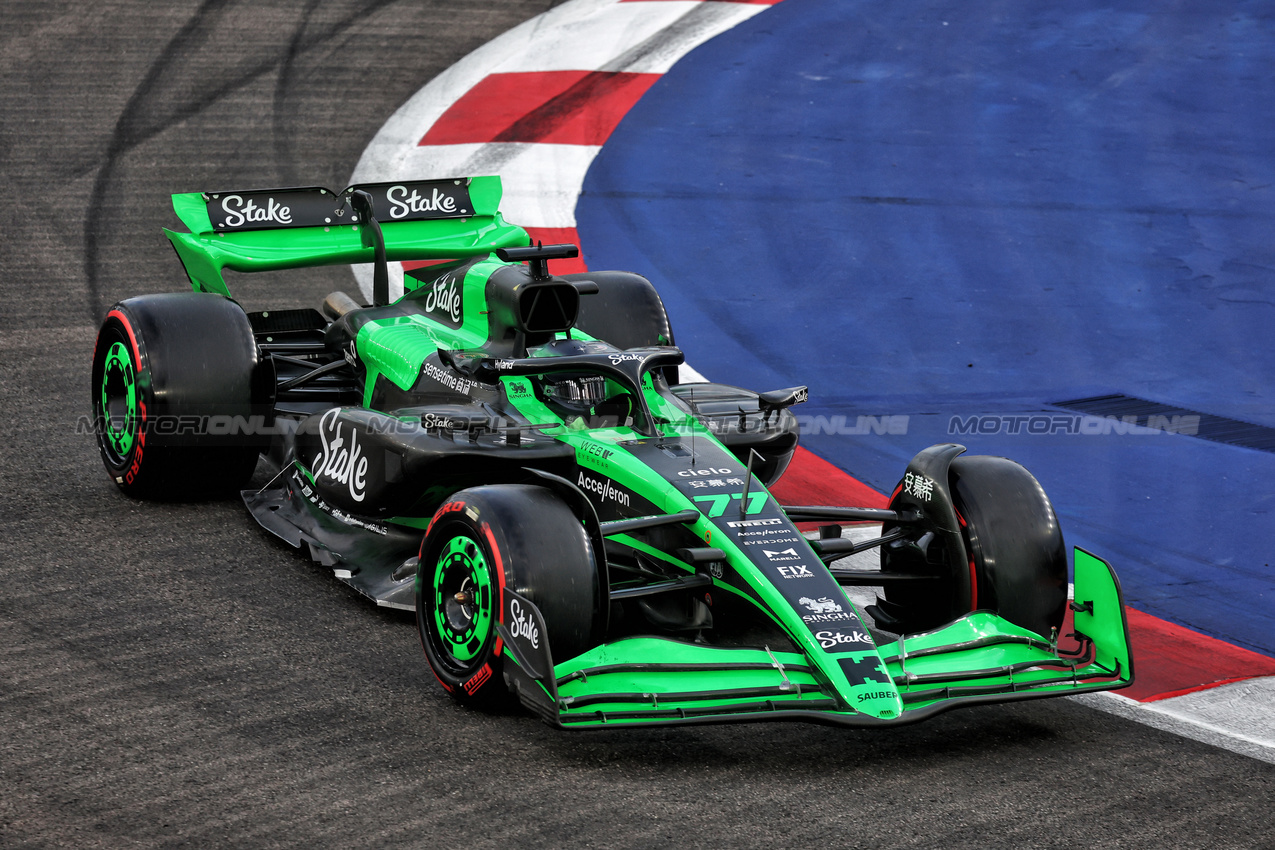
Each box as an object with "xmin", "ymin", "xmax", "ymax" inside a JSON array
[{"xmin": 1, "ymin": 2, "xmax": 1272, "ymax": 847}]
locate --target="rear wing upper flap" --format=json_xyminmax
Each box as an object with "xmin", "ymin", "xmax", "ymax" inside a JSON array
[{"xmin": 164, "ymin": 175, "xmax": 530, "ymax": 296}]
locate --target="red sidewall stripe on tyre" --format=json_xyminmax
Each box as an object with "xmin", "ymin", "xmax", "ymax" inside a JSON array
[{"xmin": 102, "ymin": 308, "xmax": 149, "ymax": 469}]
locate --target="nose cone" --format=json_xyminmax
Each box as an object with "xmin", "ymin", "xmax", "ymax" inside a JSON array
[{"xmin": 836, "ymin": 653, "xmax": 903, "ymax": 720}]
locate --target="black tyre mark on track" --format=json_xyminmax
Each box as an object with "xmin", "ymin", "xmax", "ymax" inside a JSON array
[
  {"xmin": 273, "ymin": 0, "xmax": 325, "ymax": 185},
  {"xmin": 83, "ymin": 0, "xmax": 234, "ymax": 324},
  {"xmin": 82, "ymin": 0, "xmax": 395, "ymax": 323}
]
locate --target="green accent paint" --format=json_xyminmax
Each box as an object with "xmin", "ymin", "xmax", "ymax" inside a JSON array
[
  {"xmin": 357, "ymin": 319, "xmax": 445, "ymax": 394},
  {"xmin": 546, "ymin": 589, "xmax": 1133, "ymax": 727},
  {"xmin": 150, "ymin": 173, "xmax": 1137, "ymax": 729},
  {"xmin": 295, "ymin": 464, "xmax": 316, "ymax": 487},
  {"xmin": 869, "ymin": 600, "xmax": 1132, "ymax": 711},
  {"xmin": 385, "ymin": 515, "xmax": 433, "ymax": 531},
  {"xmin": 500, "ymin": 377, "xmax": 565, "ymax": 431},
  {"xmin": 557, "ymin": 639, "xmax": 823, "ymax": 701},
  {"xmin": 454, "ymin": 255, "xmax": 508, "ymax": 340},
  {"xmin": 100, "ymin": 341, "xmax": 137, "ymax": 460},
  {"xmin": 165, "ymin": 176, "xmax": 530, "ymax": 296},
  {"xmin": 1071, "ymin": 548, "xmax": 1134, "ymax": 682},
  {"xmin": 554, "ymin": 429, "xmax": 890, "ymax": 717},
  {"xmin": 432, "ymin": 535, "xmax": 494, "ymax": 664},
  {"xmin": 355, "ymin": 256, "xmax": 522, "ymax": 407}
]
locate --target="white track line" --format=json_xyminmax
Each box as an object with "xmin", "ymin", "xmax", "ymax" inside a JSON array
[
  {"xmin": 350, "ymin": 0, "xmax": 772, "ymax": 302},
  {"xmin": 384, "ymin": 142, "xmax": 599, "ymax": 230},
  {"xmin": 1075, "ymin": 684, "xmax": 1275, "ymax": 766}
]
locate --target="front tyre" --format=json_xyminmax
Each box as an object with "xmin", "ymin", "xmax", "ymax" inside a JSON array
[
  {"xmin": 949, "ymin": 455, "xmax": 1067, "ymax": 638},
  {"xmin": 880, "ymin": 455, "xmax": 1067, "ymax": 639},
  {"xmin": 416, "ymin": 485, "xmax": 604, "ymax": 702}
]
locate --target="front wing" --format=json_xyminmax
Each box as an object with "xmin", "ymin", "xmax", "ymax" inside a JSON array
[{"xmin": 499, "ymin": 548, "xmax": 1132, "ymax": 729}]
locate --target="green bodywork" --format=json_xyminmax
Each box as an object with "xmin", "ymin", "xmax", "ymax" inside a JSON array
[
  {"xmin": 172, "ymin": 175, "xmax": 1134, "ymax": 728},
  {"xmin": 489, "ymin": 382, "xmax": 1131, "ymax": 727},
  {"xmin": 353, "ymin": 255, "xmax": 510, "ymax": 407},
  {"xmin": 99, "ymin": 341, "xmax": 138, "ymax": 461}
]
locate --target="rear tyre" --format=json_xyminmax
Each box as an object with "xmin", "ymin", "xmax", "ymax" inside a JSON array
[
  {"xmin": 416, "ymin": 485, "xmax": 604, "ymax": 702},
  {"xmin": 91, "ymin": 293, "xmax": 267, "ymax": 498},
  {"xmin": 880, "ymin": 456, "xmax": 1066, "ymax": 638},
  {"xmin": 571, "ymin": 271, "xmax": 678, "ymax": 383}
]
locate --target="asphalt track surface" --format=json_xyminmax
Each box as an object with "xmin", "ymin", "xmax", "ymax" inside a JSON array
[{"xmin": 2, "ymin": 2, "xmax": 1273, "ymax": 847}]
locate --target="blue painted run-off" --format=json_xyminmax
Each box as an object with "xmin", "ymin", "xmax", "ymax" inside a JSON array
[{"xmin": 578, "ymin": 0, "xmax": 1275, "ymax": 656}]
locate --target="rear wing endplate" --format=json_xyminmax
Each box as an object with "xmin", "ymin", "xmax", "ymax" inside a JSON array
[{"xmin": 163, "ymin": 176, "xmax": 530, "ymax": 296}]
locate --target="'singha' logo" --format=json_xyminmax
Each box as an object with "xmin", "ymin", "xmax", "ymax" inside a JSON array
[{"xmin": 799, "ymin": 596, "xmax": 843, "ymax": 614}]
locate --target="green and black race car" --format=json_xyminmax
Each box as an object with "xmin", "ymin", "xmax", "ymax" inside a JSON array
[{"xmin": 91, "ymin": 176, "xmax": 1133, "ymax": 729}]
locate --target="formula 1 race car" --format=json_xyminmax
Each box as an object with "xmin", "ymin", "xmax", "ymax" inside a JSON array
[{"xmin": 91, "ymin": 176, "xmax": 1133, "ymax": 728}]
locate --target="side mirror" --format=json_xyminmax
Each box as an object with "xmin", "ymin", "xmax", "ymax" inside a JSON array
[{"xmin": 758, "ymin": 386, "xmax": 809, "ymax": 410}]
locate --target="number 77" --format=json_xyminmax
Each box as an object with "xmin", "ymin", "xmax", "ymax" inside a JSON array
[{"xmin": 693, "ymin": 491, "xmax": 767, "ymax": 518}]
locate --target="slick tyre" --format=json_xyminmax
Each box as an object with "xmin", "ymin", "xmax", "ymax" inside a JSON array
[
  {"xmin": 880, "ymin": 456, "xmax": 1067, "ymax": 639},
  {"xmin": 91, "ymin": 293, "xmax": 269, "ymax": 499},
  {"xmin": 416, "ymin": 485, "xmax": 604, "ymax": 703},
  {"xmin": 571, "ymin": 271, "xmax": 678, "ymax": 384},
  {"xmin": 948, "ymin": 456, "xmax": 1067, "ymax": 638}
]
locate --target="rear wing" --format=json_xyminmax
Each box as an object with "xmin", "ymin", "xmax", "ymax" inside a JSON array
[{"xmin": 163, "ymin": 176, "xmax": 530, "ymax": 296}]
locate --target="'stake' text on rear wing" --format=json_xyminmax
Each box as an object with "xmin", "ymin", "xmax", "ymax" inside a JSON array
[{"xmin": 163, "ymin": 175, "xmax": 530, "ymax": 296}]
